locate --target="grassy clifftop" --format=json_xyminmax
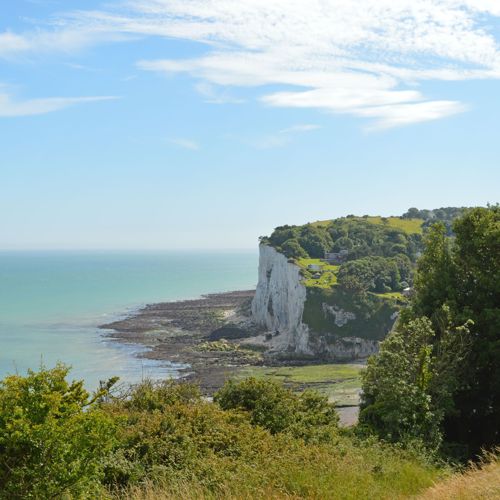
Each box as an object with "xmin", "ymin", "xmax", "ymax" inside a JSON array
[{"xmin": 311, "ymin": 215, "xmax": 424, "ymax": 234}]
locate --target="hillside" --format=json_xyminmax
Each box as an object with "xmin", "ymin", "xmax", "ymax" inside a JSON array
[{"xmin": 252, "ymin": 208, "xmax": 467, "ymax": 361}]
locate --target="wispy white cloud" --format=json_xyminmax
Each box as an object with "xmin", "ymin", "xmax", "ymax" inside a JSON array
[
  {"xmin": 193, "ymin": 82, "xmax": 244, "ymax": 104},
  {"xmin": 3, "ymin": 0, "xmax": 500, "ymax": 127},
  {"xmin": 167, "ymin": 137, "xmax": 200, "ymax": 150},
  {"xmin": 0, "ymin": 90, "xmax": 118, "ymax": 117},
  {"xmin": 251, "ymin": 123, "xmax": 321, "ymax": 149}
]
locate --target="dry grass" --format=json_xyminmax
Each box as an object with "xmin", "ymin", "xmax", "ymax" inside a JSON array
[
  {"xmin": 117, "ymin": 481, "xmax": 299, "ymax": 500},
  {"xmin": 419, "ymin": 454, "xmax": 500, "ymax": 500}
]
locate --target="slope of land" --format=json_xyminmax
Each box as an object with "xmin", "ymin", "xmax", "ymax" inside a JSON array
[{"xmin": 252, "ymin": 208, "xmax": 468, "ymax": 362}]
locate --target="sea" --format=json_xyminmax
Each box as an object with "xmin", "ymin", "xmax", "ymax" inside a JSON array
[{"xmin": 0, "ymin": 250, "xmax": 258, "ymax": 389}]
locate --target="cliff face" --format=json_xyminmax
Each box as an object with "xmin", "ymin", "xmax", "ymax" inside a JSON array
[
  {"xmin": 251, "ymin": 244, "xmax": 385, "ymax": 360},
  {"xmin": 251, "ymin": 245, "xmax": 311, "ymax": 354}
]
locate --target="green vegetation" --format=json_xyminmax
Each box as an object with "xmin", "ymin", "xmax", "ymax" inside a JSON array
[
  {"xmin": 0, "ymin": 365, "xmax": 116, "ymax": 498},
  {"xmin": 236, "ymin": 363, "xmax": 363, "ymax": 406},
  {"xmin": 361, "ymin": 206, "xmax": 500, "ymax": 460},
  {"xmin": 303, "ymin": 287, "xmax": 398, "ymax": 341},
  {"xmin": 0, "ymin": 366, "xmax": 446, "ymax": 499},
  {"xmin": 337, "ymin": 254, "xmax": 412, "ymax": 294},
  {"xmin": 361, "ymin": 216, "xmax": 424, "ymax": 234},
  {"xmin": 265, "ymin": 214, "xmax": 424, "ymax": 262},
  {"xmin": 260, "ymin": 208, "xmax": 468, "ymax": 346},
  {"xmin": 312, "ymin": 216, "xmax": 423, "ymax": 234},
  {"xmin": 402, "ymin": 207, "xmax": 468, "ymax": 235},
  {"xmin": 297, "ymin": 257, "xmax": 340, "ymax": 288}
]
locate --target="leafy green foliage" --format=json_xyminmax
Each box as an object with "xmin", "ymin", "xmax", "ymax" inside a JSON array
[
  {"xmin": 337, "ymin": 254, "xmax": 411, "ymax": 294},
  {"xmin": 402, "ymin": 207, "xmax": 468, "ymax": 235},
  {"xmin": 413, "ymin": 206, "xmax": 500, "ymax": 457},
  {"xmin": 328, "ymin": 218, "xmax": 423, "ymax": 261},
  {"xmin": 281, "ymin": 238, "xmax": 308, "ymax": 259},
  {"xmin": 360, "ymin": 316, "xmax": 470, "ymax": 452},
  {"xmin": 303, "ymin": 287, "xmax": 399, "ymax": 341},
  {"xmin": 215, "ymin": 377, "xmax": 339, "ymax": 442},
  {"xmin": 361, "ymin": 206, "xmax": 499, "ymax": 459},
  {"xmin": 0, "ymin": 367, "xmax": 443, "ymax": 498},
  {"xmin": 0, "ymin": 364, "xmax": 116, "ymax": 499}
]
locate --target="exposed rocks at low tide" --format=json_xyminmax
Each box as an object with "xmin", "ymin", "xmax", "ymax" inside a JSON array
[{"xmin": 100, "ymin": 290, "xmax": 264, "ymax": 394}]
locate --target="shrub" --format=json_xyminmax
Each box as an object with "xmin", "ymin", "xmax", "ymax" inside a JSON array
[
  {"xmin": 0, "ymin": 364, "xmax": 116, "ymax": 499},
  {"xmin": 214, "ymin": 378, "xmax": 338, "ymax": 442}
]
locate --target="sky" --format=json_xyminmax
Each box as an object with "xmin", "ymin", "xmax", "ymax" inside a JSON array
[{"xmin": 1, "ymin": 0, "xmax": 499, "ymax": 250}]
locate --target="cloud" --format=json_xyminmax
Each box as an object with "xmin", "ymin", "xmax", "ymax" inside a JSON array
[
  {"xmin": 193, "ymin": 82, "xmax": 244, "ymax": 104},
  {"xmin": 0, "ymin": 91, "xmax": 118, "ymax": 117},
  {"xmin": 3, "ymin": 0, "xmax": 500, "ymax": 127},
  {"xmin": 167, "ymin": 137, "xmax": 199, "ymax": 150},
  {"xmin": 252, "ymin": 123, "xmax": 321, "ymax": 149}
]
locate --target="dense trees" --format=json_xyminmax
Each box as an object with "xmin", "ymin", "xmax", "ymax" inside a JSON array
[
  {"xmin": 402, "ymin": 207, "xmax": 468, "ymax": 235},
  {"xmin": 337, "ymin": 254, "xmax": 412, "ymax": 294},
  {"xmin": 328, "ymin": 219, "xmax": 422, "ymax": 261},
  {"xmin": 266, "ymin": 215, "xmax": 425, "ymax": 262},
  {"xmin": 267, "ymin": 224, "xmax": 333, "ymax": 259},
  {"xmin": 361, "ymin": 206, "xmax": 499, "ymax": 459}
]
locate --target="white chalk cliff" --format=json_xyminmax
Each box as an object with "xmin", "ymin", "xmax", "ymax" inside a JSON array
[
  {"xmin": 251, "ymin": 245, "xmax": 311, "ymax": 354},
  {"xmin": 251, "ymin": 244, "xmax": 379, "ymax": 360}
]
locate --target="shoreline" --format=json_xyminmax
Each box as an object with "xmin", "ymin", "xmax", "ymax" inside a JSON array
[
  {"xmin": 100, "ymin": 290, "xmax": 262, "ymax": 393},
  {"xmin": 100, "ymin": 289, "xmax": 361, "ymax": 426}
]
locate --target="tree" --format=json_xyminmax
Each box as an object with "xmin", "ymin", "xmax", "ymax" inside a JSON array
[
  {"xmin": 360, "ymin": 314, "xmax": 471, "ymax": 452},
  {"xmin": 362, "ymin": 207, "xmax": 499, "ymax": 459},
  {"xmin": 281, "ymin": 238, "xmax": 308, "ymax": 259},
  {"xmin": 298, "ymin": 225, "xmax": 333, "ymax": 258},
  {"xmin": 430, "ymin": 207, "xmax": 499, "ymax": 456}
]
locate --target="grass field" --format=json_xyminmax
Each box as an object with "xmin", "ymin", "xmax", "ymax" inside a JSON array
[
  {"xmin": 362, "ymin": 216, "xmax": 424, "ymax": 234},
  {"xmin": 236, "ymin": 363, "xmax": 363, "ymax": 406},
  {"xmin": 309, "ymin": 216, "xmax": 424, "ymax": 234}
]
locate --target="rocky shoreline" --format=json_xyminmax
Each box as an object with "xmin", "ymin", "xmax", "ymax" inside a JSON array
[{"xmin": 100, "ymin": 290, "xmax": 265, "ymax": 394}]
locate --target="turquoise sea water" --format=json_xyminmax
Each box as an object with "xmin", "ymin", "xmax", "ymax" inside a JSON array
[{"xmin": 0, "ymin": 251, "xmax": 257, "ymax": 388}]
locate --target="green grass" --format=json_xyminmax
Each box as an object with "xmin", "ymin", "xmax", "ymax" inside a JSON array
[
  {"xmin": 308, "ymin": 216, "xmax": 424, "ymax": 234},
  {"xmin": 296, "ymin": 258, "xmax": 339, "ymax": 289},
  {"xmin": 359, "ymin": 216, "xmax": 424, "ymax": 234},
  {"xmin": 370, "ymin": 291, "xmax": 406, "ymax": 300},
  {"xmin": 310, "ymin": 219, "xmax": 333, "ymax": 227},
  {"xmin": 236, "ymin": 363, "xmax": 363, "ymax": 406},
  {"xmin": 303, "ymin": 287, "xmax": 398, "ymax": 341}
]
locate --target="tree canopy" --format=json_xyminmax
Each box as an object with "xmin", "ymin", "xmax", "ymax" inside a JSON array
[{"xmin": 360, "ymin": 206, "xmax": 499, "ymax": 459}]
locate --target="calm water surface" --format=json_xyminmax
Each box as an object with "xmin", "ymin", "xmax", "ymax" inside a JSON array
[{"xmin": 0, "ymin": 251, "xmax": 257, "ymax": 388}]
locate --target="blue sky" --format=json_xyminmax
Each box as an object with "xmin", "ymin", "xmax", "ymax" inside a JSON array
[{"xmin": 1, "ymin": 0, "xmax": 499, "ymax": 250}]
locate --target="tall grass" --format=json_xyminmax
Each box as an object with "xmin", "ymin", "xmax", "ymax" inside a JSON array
[{"xmin": 419, "ymin": 453, "xmax": 499, "ymax": 500}]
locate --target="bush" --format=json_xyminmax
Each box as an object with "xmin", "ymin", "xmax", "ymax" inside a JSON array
[
  {"xmin": 214, "ymin": 378, "xmax": 338, "ymax": 442},
  {"xmin": 0, "ymin": 368, "xmax": 443, "ymax": 499},
  {"xmin": 0, "ymin": 364, "xmax": 116, "ymax": 499}
]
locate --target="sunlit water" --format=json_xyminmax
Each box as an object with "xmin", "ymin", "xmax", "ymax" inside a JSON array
[{"xmin": 0, "ymin": 251, "xmax": 257, "ymax": 389}]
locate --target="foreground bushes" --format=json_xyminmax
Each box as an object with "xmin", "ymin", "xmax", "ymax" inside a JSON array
[
  {"xmin": 0, "ymin": 366, "xmax": 444, "ymax": 499},
  {"xmin": 0, "ymin": 365, "xmax": 116, "ymax": 498}
]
